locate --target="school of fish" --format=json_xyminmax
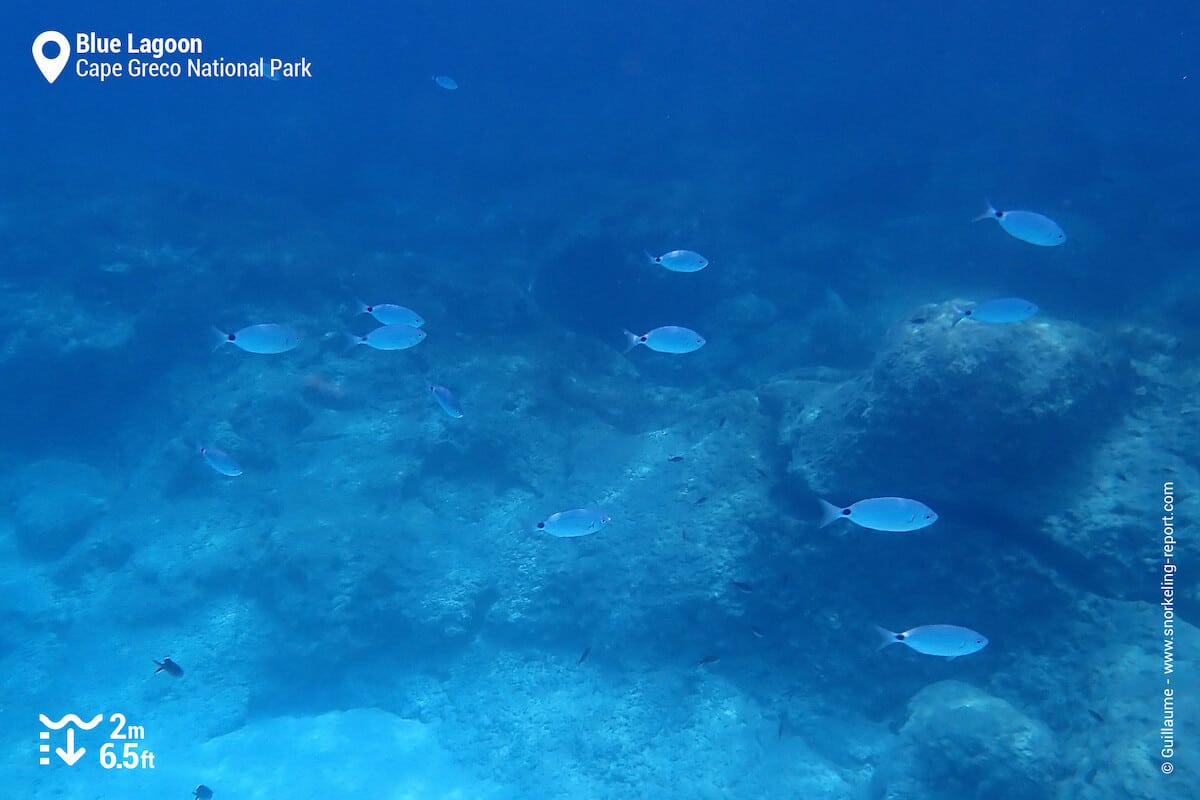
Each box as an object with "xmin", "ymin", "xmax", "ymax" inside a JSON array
[{"xmin": 199, "ymin": 70, "xmax": 1074, "ymax": 670}]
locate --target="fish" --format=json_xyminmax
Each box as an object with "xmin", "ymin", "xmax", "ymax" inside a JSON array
[
  {"xmin": 1088, "ymin": 709, "xmax": 1105, "ymax": 723},
  {"xmin": 347, "ymin": 325, "xmax": 426, "ymax": 351},
  {"xmin": 212, "ymin": 323, "xmax": 300, "ymax": 354},
  {"xmin": 731, "ymin": 580, "xmax": 753, "ymax": 593},
  {"xmin": 433, "ymin": 75, "xmax": 458, "ymax": 90},
  {"xmin": 356, "ymin": 301, "xmax": 425, "ymax": 327},
  {"xmin": 153, "ymin": 657, "xmax": 183, "ymax": 677},
  {"xmin": 646, "ymin": 249, "xmax": 709, "ymax": 273},
  {"xmin": 818, "ymin": 497, "xmax": 937, "ymax": 532},
  {"xmin": 952, "ymin": 298, "xmax": 1039, "ymax": 327},
  {"xmin": 750, "ymin": 626, "xmax": 764, "ymax": 639},
  {"xmin": 876, "ymin": 624, "xmax": 988, "ymax": 659},
  {"xmin": 694, "ymin": 496, "xmax": 708, "ymax": 505},
  {"xmin": 197, "ymin": 444, "xmax": 242, "ymax": 477},
  {"xmin": 193, "ymin": 786, "xmax": 213, "ymax": 800},
  {"xmin": 578, "ymin": 646, "xmax": 591, "ymax": 665},
  {"xmin": 532, "ymin": 508, "xmax": 612, "ymax": 538},
  {"xmin": 697, "ymin": 654, "xmax": 720, "ymax": 666},
  {"xmin": 973, "ymin": 202, "xmax": 1066, "ymax": 246},
  {"xmin": 428, "ymin": 384, "xmax": 463, "ymax": 418},
  {"xmin": 623, "ymin": 326, "xmax": 706, "ymax": 354},
  {"xmin": 668, "ymin": 455, "xmax": 683, "ymax": 462}
]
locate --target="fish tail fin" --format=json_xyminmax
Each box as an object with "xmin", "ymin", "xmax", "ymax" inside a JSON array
[
  {"xmin": 950, "ymin": 304, "xmax": 967, "ymax": 328},
  {"xmin": 342, "ymin": 332, "xmax": 363, "ymax": 351},
  {"xmin": 152, "ymin": 660, "xmax": 164, "ymax": 672},
  {"xmin": 353, "ymin": 298, "xmax": 370, "ymax": 316},
  {"xmin": 972, "ymin": 199, "xmax": 998, "ymax": 223},
  {"xmin": 875, "ymin": 625, "xmax": 900, "ymax": 650},
  {"xmin": 818, "ymin": 498, "xmax": 844, "ymax": 528},
  {"xmin": 211, "ymin": 326, "xmax": 230, "ymax": 352},
  {"xmin": 643, "ymin": 250, "xmax": 657, "ymax": 267},
  {"xmin": 622, "ymin": 329, "xmax": 640, "ymax": 354}
]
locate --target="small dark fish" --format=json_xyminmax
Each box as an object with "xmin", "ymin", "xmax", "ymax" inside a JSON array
[
  {"xmin": 910, "ymin": 316, "xmax": 927, "ymax": 325},
  {"xmin": 717, "ymin": 416, "xmax": 727, "ymax": 428},
  {"xmin": 750, "ymin": 626, "xmax": 764, "ymax": 639},
  {"xmin": 731, "ymin": 580, "xmax": 753, "ymax": 593},
  {"xmin": 153, "ymin": 657, "xmax": 183, "ymax": 677},
  {"xmin": 755, "ymin": 467, "xmax": 768, "ymax": 479},
  {"xmin": 578, "ymin": 646, "xmax": 591, "ymax": 665},
  {"xmin": 193, "ymin": 786, "xmax": 214, "ymax": 800},
  {"xmin": 777, "ymin": 713, "xmax": 787, "ymax": 740},
  {"xmin": 668, "ymin": 455, "xmax": 683, "ymax": 462},
  {"xmin": 1088, "ymin": 709, "xmax": 1105, "ymax": 723},
  {"xmin": 697, "ymin": 654, "xmax": 720, "ymax": 666},
  {"xmin": 694, "ymin": 496, "xmax": 708, "ymax": 505}
]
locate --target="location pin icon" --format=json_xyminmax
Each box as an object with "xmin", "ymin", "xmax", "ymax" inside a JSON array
[{"xmin": 32, "ymin": 31, "xmax": 70, "ymax": 83}]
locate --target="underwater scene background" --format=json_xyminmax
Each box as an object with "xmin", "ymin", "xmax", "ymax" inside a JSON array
[{"xmin": 1, "ymin": 0, "xmax": 1197, "ymax": 797}]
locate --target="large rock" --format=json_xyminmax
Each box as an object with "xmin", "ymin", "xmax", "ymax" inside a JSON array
[
  {"xmin": 1035, "ymin": 326, "xmax": 1200, "ymax": 599},
  {"xmin": 879, "ymin": 680, "xmax": 1061, "ymax": 800},
  {"xmin": 777, "ymin": 302, "xmax": 1128, "ymax": 522},
  {"xmin": 10, "ymin": 459, "xmax": 110, "ymax": 560}
]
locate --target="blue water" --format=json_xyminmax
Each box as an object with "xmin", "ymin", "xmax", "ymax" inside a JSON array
[{"xmin": 2, "ymin": 1, "xmax": 1196, "ymax": 798}]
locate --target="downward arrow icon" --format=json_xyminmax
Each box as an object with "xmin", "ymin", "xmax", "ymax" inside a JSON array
[{"xmin": 56, "ymin": 728, "xmax": 85, "ymax": 766}]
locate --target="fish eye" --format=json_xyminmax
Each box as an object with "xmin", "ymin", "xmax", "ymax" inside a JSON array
[
  {"xmin": 654, "ymin": 257, "xmax": 662, "ymax": 263},
  {"xmin": 536, "ymin": 522, "xmax": 545, "ymax": 529},
  {"xmin": 227, "ymin": 333, "xmax": 236, "ymax": 341}
]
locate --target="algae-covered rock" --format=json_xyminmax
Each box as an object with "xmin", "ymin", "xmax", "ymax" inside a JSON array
[
  {"xmin": 779, "ymin": 302, "xmax": 1127, "ymax": 520},
  {"xmin": 10, "ymin": 459, "xmax": 111, "ymax": 560},
  {"xmin": 886, "ymin": 679, "xmax": 1060, "ymax": 799}
]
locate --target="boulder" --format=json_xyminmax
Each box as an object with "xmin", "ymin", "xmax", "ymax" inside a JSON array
[
  {"xmin": 883, "ymin": 679, "xmax": 1060, "ymax": 799},
  {"xmin": 10, "ymin": 459, "xmax": 110, "ymax": 560},
  {"xmin": 778, "ymin": 302, "xmax": 1128, "ymax": 521}
]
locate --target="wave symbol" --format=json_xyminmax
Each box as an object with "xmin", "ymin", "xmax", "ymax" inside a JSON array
[{"xmin": 39, "ymin": 713, "xmax": 104, "ymax": 730}]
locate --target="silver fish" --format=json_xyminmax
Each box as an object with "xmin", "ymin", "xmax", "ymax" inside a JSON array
[
  {"xmin": 876, "ymin": 624, "xmax": 988, "ymax": 659},
  {"xmin": 212, "ymin": 323, "xmax": 301, "ymax": 354},
  {"xmin": 974, "ymin": 202, "xmax": 1066, "ymax": 246}
]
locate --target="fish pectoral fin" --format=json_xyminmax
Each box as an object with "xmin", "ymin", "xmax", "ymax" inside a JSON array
[{"xmin": 944, "ymin": 656, "xmax": 958, "ymax": 663}]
